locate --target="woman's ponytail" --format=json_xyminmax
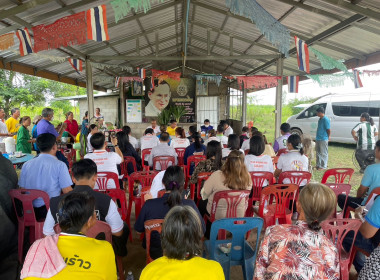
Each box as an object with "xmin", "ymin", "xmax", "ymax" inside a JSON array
[{"xmin": 162, "ymin": 166, "xmax": 185, "ymax": 208}]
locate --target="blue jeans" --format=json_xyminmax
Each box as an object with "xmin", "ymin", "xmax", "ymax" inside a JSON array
[{"xmin": 316, "ymin": 140, "xmax": 328, "ymax": 169}]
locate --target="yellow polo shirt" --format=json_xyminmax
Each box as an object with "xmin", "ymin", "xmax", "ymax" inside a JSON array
[
  {"xmin": 6, "ymin": 117, "xmax": 19, "ymax": 140},
  {"xmin": 166, "ymin": 126, "xmax": 177, "ymax": 136},
  {"xmin": 140, "ymin": 256, "xmax": 224, "ymax": 280},
  {"xmin": 25, "ymin": 234, "xmax": 117, "ymax": 280}
]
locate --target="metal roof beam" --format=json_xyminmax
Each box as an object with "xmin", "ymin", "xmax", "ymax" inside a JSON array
[
  {"xmin": 0, "ymin": 0, "xmax": 54, "ymax": 20},
  {"xmin": 319, "ymin": 0, "xmax": 380, "ymax": 22},
  {"xmin": 89, "ymin": 54, "xmax": 279, "ymax": 61},
  {"xmin": 246, "ymin": 14, "xmax": 366, "ymax": 75}
]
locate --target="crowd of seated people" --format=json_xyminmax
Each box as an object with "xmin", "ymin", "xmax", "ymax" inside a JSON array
[{"xmin": 4, "ymin": 111, "xmax": 380, "ymax": 280}]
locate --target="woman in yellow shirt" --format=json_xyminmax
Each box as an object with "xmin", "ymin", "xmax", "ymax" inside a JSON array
[
  {"xmin": 140, "ymin": 205, "xmax": 224, "ymax": 280},
  {"xmin": 21, "ymin": 192, "xmax": 117, "ymax": 280}
]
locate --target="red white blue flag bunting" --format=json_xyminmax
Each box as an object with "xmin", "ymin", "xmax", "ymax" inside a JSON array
[
  {"xmin": 87, "ymin": 5, "xmax": 110, "ymax": 42},
  {"xmin": 137, "ymin": 67, "xmax": 146, "ymax": 79},
  {"xmin": 115, "ymin": 76, "xmax": 120, "ymax": 88},
  {"xmin": 353, "ymin": 69, "xmax": 363, "ymax": 88},
  {"xmin": 294, "ymin": 36, "xmax": 310, "ymax": 73},
  {"xmin": 16, "ymin": 28, "xmax": 33, "ymax": 56},
  {"xmin": 68, "ymin": 58, "xmax": 83, "ymax": 74},
  {"xmin": 287, "ymin": 76, "xmax": 299, "ymax": 93}
]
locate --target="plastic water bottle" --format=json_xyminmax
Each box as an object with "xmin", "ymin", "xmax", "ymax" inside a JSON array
[{"xmin": 126, "ymin": 271, "xmax": 134, "ymax": 280}]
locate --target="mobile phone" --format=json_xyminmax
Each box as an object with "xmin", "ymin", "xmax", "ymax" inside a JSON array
[{"xmin": 182, "ymin": 189, "xmax": 190, "ymax": 199}]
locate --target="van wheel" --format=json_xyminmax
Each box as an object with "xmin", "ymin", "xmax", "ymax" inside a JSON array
[{"xmin": 291, "ymin": 128, "xmax": 303, "ymax": 136}]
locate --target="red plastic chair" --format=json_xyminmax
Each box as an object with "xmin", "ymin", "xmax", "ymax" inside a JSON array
[
  {"xmin": 120, "ymin": 156, "xmax": 137, "ymax": 180},
  {"xmin": 185, "ymin": 155, "xmax": 206, "ymax": 187},
  {"xmin": 276, "ymin": 148, "xmax": 288, "ymax": 156},
  {"xmin": 321, "ymin": 218, "xmax": 362, "ymax": 280},
  {"xmin": 54, "ymin": 221, "xmax": 125, "ymax": 280},
  {"xmin": 278, "ymin": 171, "xmax": 311, "ymax": 186},
  {"xmin": 192, "ymin": 172, "xmax": 213, "ymax": 203},
  {"xmin": 61, "ymin": 148, "xmax": 75, "ymax": 168},
  {"xmin": 258, "ymin": 184, "xmax": 299, "ymax": 228},
  {"xmin": 127, "ymin": 171, "xmax": 158, "ymax": 233},
  {"xmin": 175, "ymin": 148, "xmax": 186, "ymax": 166},
  {"xmin": 223, "ymin": 144, "xmax": 227, "ymax": 148},
  {"xmin": 344, "ymin": 186, "xmax": 380, "ymax": 218},
  {"xmin": 141, "ymin": 148, "xmax": 152, "ymax": 171},
  {"xmin": 324, "ymin": 183, "xmax": 352, "ymax": 218},
  {"xmin": 245, "ymin": 171, "xmax": 273, "ymax": 217},
  {"xmin": 106, "ymin": 189, "xmax": 127, "ymax": 221},
  {"xmin": 244, "ymin": 149, "xmax": 249, "ymax": 155},
  {"xmin": 157, "ymin": 189, "xmax": 166, "ymax": 198},
  {"xmin": 8, "ymin": 189, "xmax": 50, "ymax": 263},
  {"xmin": 321, "ymin": 168, "xmax": 354, "ymax": 184},
  {"xmin": 152, "ymin": 156, "xmax": 175, "ymax": 171},
  {"xmin": 96, "ymin": 172, "xmax": 120, "ymax": 191},
  {"xmin": 144, "ymin": 219, "xmax": 164, "ymax": 264}
]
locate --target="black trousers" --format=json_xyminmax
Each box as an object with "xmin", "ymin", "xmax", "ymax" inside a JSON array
[
  {"xmin": 96, "ymin": 223, "xmax": 130, "ymax": 257},
  {"xmin": 355, "ymin": 149, "xmax": 375, "ymax": 171}
]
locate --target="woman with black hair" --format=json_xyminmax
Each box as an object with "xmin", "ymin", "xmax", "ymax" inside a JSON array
[
  {"xmin": 190, "ymin": 140, "xmax": 223, "ymax": 184},
  {"xmin": 222, "ymin": 134, "xmax": 244, "ymax": 158},
  {"xmin": 274, "ymin": 134, "xmax": 309, "ymax": 185},
  {"xmin": 134, "ymin": 166, "xmax": 204, "ymax": 260},
  {"xmin": 21, "ymin": 192, "xmax": 117, "ymax": 280},
  {"xmin": 184, "ymin": 132, "xmax": 206, "ymax": 165},
  {"xmin": 244, "ymin": 135, "xmax": 274, "ymax": 175},
  {"xmin": 116, "ymin": 131, "xmax": 142, "ymax": 174},
  {"xmin": 140, "ymin": 205, "xmax": 224, "ymax": 280},
  {"xmin": 170, "ymin": 127, "xmax": 190, "ymax": 148}
]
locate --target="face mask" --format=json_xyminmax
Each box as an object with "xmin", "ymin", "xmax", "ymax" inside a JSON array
[{"xmin": 205, "ymin": 124, "xmax": 209, "ymax": 128}]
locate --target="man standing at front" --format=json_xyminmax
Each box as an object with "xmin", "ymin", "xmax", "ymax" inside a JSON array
[{"xmin": 315, "ymin": 107, "xmax": 330, "ymax": 170}]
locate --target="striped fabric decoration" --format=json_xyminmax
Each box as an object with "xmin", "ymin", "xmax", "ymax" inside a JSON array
[
  {"xmin": 16, "ymin": 28, "xmax": 33, "ymax": 56},
  {"xmin": 353, "ymin": 69, "xmax": 363, "ymax": 88},
  {"xmin": 87, "ymin": 5, "xmax": 110, "ymax": 42},
  {"xmin": 137, "ymin": 67, "xmax": 146, "ymax": 79},
  {"xmin": 287, "ymin": 76, "xmax": 299, "ymax": 93},
  {"xmin": 115, "ymin": 76, "xmax": 120, "ymax": 88},
  {"xmin": 294, "ymin": 36, "xmax": 310, "ymax": 73},
  {"xmin": 68, "ymin": 58, "xmax": 83, "ymax": 74}
]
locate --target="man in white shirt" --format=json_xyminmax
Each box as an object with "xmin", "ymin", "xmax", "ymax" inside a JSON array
[
  {"xmin": 216, "ymin": 125, "xmax": 228, "ymax": 146},
  {"xmin": 148, "ymin": 132, "xmax": 178, "ymax": 170},
  {"xmin": 149, "ymin": 170, "xmax": 166, "ymax": 198},
  {"xmin": 0, "ymin": 108, "xmax": 12, "ymax": 143},
  {"xmin": 221, "ymin": 120, "xmax": 233, "ymax": 137},
  {"xmin": 140, "ymin": 128, "xmax": 160, "ymax": 161},
  {"xmin": 273, "ymin": 123, "xmax": 291, "ymax": 153},
  {"xmin": 147, "ymin": 120, "xmax": 161, "ymax": 134},
  {"xmin": 122, "ymin": 125, "xmax": 139, "ymax": 149},
  {"xmin": 84, "ymin": 132, "xmax": 124, "ymax": 189}
]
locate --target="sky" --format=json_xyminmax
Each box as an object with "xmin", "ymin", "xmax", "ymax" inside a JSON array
[{"xmin": 248, "ymin": 63, "xmax": 380, "ymax": 105}]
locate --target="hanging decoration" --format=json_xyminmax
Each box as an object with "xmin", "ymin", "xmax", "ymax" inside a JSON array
[
  {"xmin": 363, "ymin": 70, "xmax": 380, "ymax": 76},
  {"xmin": 121, "ymin": 76, "xmax": 144, "ymax": 83},
  {"xmin": 32, "ymin": 53, "xmax": 67, "ymax": 63},
  {"xmin": 287, "ymin": 76, "xmax": 299, "ymax": 93},
  {"xmin": 237, "ymin": 75, "xmax": 281, "ymax": 90},
  {"xmin": 306, "ymin": 73, "xmax": 352, "ymax": 88},
  {"xmin": 150, "ymin": 76, "xmax": 154, "ymax": 91},
  {"xmin": 68, "ymin": 58, "xmax": 83, "ymax": 74},
  {"xmin": 87, "ymin": 5, "xmax": 110, "ymax": 42},
  {"xmin": 91, "ymin": 62, "xmax": 133, "ymax": 73},
  {"xmin": 226, "ymin": 0, "xmax": 290, "ymax": 57},
  {"xmin": 111, "ymin": 0, "xmax": 165, "ymax": 23},
  {"xmin": 95, "ymin": 75, "xmax": 114, "ymax": 84},
  {"xmin": 16, "ymin": 28, "xmax": 34, "ymax": 56},
  {"xmin": 224, "ymin": 76, "xmax": 235, "ymax": 82},
  {"xmin": 294, "ymin": 36, "xmax": 309, "ymax": 73},
  {"xmin": 115, "ymin": 76, "xmax": 121, "ymax": 87},
  {"xmin": 152, "ymin": 69, "xmax": 181, "ymax": 82},
  {"xmin": 0, "ymin": 33, "xmax": 14, "ymax": 51},
  {"xmin": 194, "ymin": 74, "xmax": 222, "ymax": 86},
  {"xmin": 353, "ymin": 69, "xmax": 363, "ymax": 89},
  {"xmin": 309, "ymin": 47, "xmax": 348, "ymax": 73},
  {"xmin": 33, "ymin": 11, "xmax": 87, "ymax": 52},
  {"xmin": 137, "ymin": 67, "xmax": 146, "ymax": 79}
]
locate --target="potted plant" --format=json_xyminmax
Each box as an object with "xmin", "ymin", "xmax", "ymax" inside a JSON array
[
  {"xmin": 170, "ymin": 105, "xmax": 186, "ymax": 123},
  {"xmin": 157, "ymin": 109, "xmax": 172, "ymax": 126}
]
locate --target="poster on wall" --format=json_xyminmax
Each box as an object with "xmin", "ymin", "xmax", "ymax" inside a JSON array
[
  {"xmin": 126, "ymin": 99, "xmax": 142, "ymax": 123},
  {"xmin": 132, "ymin": 81, "xmax": 144, "ymax": 96},
  {"xmin": 196, "ymin": 79, "xmax": 208, "ymax": 96},
  {"xmin": 144, "ymin": 78, "xmax": 195, "ymax": 122}
]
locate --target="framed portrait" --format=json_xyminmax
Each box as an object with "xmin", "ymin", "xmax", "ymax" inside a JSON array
[
  {"xmin": 132, "ymin": 81, "xmax": 144, "ymax": 96},
  {"xmin": 196, "ymin": 79, "xmax": 208, "ymax": 96}
]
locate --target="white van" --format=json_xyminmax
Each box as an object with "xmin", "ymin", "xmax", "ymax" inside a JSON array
[{"xmin": 287, "ymin": 93, "xmax": 380, "ymax": 144}]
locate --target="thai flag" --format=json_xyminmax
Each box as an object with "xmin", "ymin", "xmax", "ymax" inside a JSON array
[
  {"xmin": 16, "ymin": 28, "xmax": 33, "ymax": 56},
  {"xmin": 150, "ymin": 77, "xmax": 154, "ymax": 91},
  {"xmin": 353, "ymin": 69, "xmax": 363, "ymax": 88},
  {"xmin": 137, "ymin": 68, "xmax": 146, "ymax": 79},
  {"xmin": 87, "ymin": 5, "xmax": 110, "ymax": 42},
  {"xmin": 287, "ymin": 76, "xmax": 299, "ymax": 93},
  {"xmin": 294, "ymin": 36, "xmax": 310, "ymax": 73},
  {"xmin": 68, "ymin": 58, "xmax": 83, "ymax": 74},
  {"xmin": 115, "ymin": 76, "xmax": 120, "ymax": 88}
]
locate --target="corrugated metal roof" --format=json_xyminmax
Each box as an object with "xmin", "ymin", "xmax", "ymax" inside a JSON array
[{"xmin": 1, "ymin": 0, "xmax": 380, "ymax": 90}]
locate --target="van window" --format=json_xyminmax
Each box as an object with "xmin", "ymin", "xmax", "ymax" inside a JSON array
[
  {"xmin": 368, "ymin": 101, "xmax": 380, "ymax": 117},
  {"xmin": 297, "ymin": 103, "xmax": 327, "ymax": 119},
  {"xmin": 332, "ymin": 101, "xmax": 369, "ymax": 117}
]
